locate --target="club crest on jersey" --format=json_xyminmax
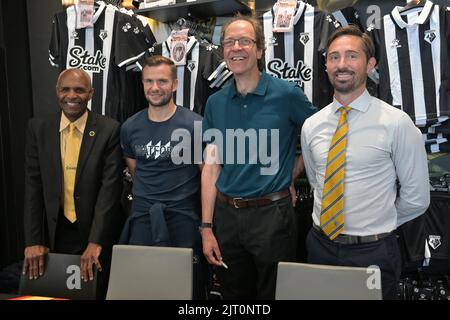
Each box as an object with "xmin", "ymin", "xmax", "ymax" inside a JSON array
[
  {"xmin": 299, "ymin": 33, "xmax": 310, "ymax": 45},
  {"xmin": 99, "ymin": 30, "xmax": 108, "ymax": 40},
  {"xmin": 428, "ymin": 235, "xmax": 441, "ymax": 250},
  {"xmin": 391, "ymin": 39, "xmax": 401, "ymax": 49},
  {"xmin": 424, "ymin": 30, "xmax": 436, "ymax": 44},
  {"xmin": 68, "ymin": 46, "xmax": 107, "ymax": 73},
  {"xmin": 122, "ymin": 22, "xmax": 132, "ymax": 33},
  {"xmin": 267, "ymin": 58, "xmax": 312, "ymax": 86},
  {"xmin": 187, "ymin": 60, "xmax": 196, "ymax": 72}
]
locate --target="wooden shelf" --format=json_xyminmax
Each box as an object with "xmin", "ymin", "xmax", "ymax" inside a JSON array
[{"xmin": 135, "ymin": 0, "xmax": 251, "ymax": 22}]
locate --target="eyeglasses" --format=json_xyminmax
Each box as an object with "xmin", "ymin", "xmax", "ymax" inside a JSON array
[{"xmin": 222, "ymin": 38, "xmax": 257, "ymax": 48}]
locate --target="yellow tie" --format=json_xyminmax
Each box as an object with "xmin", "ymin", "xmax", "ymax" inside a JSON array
[
  {"xmin": 63, "ymin": 123, "xmax": 80, "ymax": 223},
  {"xmin": 320, "ymin": 106, "xmax": 351, "ymax": 240}
]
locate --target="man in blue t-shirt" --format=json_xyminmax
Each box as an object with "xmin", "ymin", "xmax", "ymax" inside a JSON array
[
  {"xmin": 120, "ymin": 55, "xmax": 207, "ymax": 299},
  {"xmin": 201, "ymin": 16, "xmax": 317, "ymax": 299}
]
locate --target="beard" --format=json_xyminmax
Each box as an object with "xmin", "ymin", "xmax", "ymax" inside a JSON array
[
  {"xmin": 147, "ymin": 92, "xmax": 173, "ymax": 107},
  {"xmin": 329, "ymin": 69, "xmax": 366, "ymax": 94}
]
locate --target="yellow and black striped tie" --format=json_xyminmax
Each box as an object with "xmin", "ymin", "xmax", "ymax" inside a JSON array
[{"xmin": 320, "ymin": 106, "xmax": 351, "ymax": 240}]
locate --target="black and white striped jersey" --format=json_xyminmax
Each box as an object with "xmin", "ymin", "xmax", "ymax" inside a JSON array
[
  {"xmin": 331, "ymin": 6, "xmax": 363, "ymax": 30},
  {"xmin": 368, "ymin": 2, "xmax": 450, "ymax": 126},
  {"xmin": 49, "ymin": 1, "xmax": 155, "ymax": 121},
  {"xmin": 262, "ymin": 1, "xmax": 339, "ymax": 108},
  {"xmin": 136, "ymin": 36, "xmax": 231, "ymax": 115}
]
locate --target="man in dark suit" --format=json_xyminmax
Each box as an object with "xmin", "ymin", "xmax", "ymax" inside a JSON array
[{"xmin": 22, "ymin": 68, "xmax": 123, "ymax": 297}]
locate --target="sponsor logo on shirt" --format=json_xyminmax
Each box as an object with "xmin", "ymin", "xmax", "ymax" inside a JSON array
[
  {"xmin": 68, "ymin": 46, "xmax": 107, "ymax": 73},
  {"xmin": 145, "ymin": 141, "xmax": 172, "ymax": 160},
  {"xmin": 267, "ymin": 58, "xmax": 312, "ymax": 86}
]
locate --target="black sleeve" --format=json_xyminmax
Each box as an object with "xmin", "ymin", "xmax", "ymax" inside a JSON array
[
  {"xmin": 49, "ymin": 13, "xmax": 61, "ymax": 69},
  {"xmin": 89, "ymin": 121, "xmax": 124, "ymax": 246},
  {"xmin": 24, "ymin": 120, "xmax": 46, "ymax": 247},
  {"xmin": 115, "ymin": 12, "xmax": 155, "ymax": 67}
]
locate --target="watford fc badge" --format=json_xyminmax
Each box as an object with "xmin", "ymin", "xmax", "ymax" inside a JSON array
[{"xmin": 424, "ymin": 30, "xmax": 437, "ymax": 44}]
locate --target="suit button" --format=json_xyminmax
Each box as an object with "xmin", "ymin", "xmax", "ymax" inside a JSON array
[{"xmin": 75, "ymin": 196, "xmax": 80, "ymax": 200}]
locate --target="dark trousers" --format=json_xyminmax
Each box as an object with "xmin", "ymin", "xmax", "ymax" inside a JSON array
[
  {"xmin": 128, "ymin": 200, "xmax": 209, "ymax": 300},
  {"xmin": 306, "ymin": 226, "xmax": 402, "ymax": 300},
  {"xmin": 164, "ymin": 211, "xmax": 209, "ymax": 300},
  {"xmin": 213, "ymin": 196, "xmax": 297, "ymax": 300},
  {"xmin": 54, "ymin": 213, "xmax": 111, "ymax": 300}
]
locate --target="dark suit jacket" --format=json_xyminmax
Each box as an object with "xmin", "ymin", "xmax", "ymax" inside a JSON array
[{"xmin": 24, "ymin": 111, "xmax": 124, "ymax": 251}]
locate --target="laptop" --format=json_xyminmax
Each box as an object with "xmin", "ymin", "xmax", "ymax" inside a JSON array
[
  {"xmin": 106, "ymin": 245, "xmax": 193, "ymax": 300},
  {"xmin": 19, "ymin": 253, "xmax": 97, "ymax": 300},
  {"xmin": 275, "ymin": 262, "xmax": 382, "ymax": 300}
]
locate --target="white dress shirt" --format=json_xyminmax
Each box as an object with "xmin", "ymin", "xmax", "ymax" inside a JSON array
[{"xmin": 301, "ymin": 90, "xmax": 430, "ymax": 236}]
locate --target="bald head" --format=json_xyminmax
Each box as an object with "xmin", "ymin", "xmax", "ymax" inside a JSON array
[
  {"xmin": 56, "ymin": 68, "xmax": 93, "ymax": 122},
  {"xmin": 56, "ymin": 68, "xmax": 92, "ymax": 90}
]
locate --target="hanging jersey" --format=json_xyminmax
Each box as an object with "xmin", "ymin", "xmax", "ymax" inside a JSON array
[
  {"xmin": 136, "ymin": 36, "xmax": 231, "ymax": 115},
  {"xmin": 368, "ymin": 2, "xmax": 450, "ymax": 126},
  {"xmin": 331, "ymin": 6, "xmax": 363, "ymax": 30},
  {"xmin": 424, "ymin": 193, "xmax": 450, "ymax": 261},
  {"xmin": 262, "ymin": 1, "xmax": 339, "ymax": 108},
  {"xmin": 398, "ymin": 192, "xmax": 450, "ymax": 264},
  {"xmin": 49, "ymin": 2, "xmax": 154, "ymax": 121}
]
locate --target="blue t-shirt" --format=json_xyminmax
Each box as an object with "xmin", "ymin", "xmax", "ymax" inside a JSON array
[
  {"xmin": 202, "ymin": 72, "xmax": 317, "ymax": 198},
  {"xmin": 121, "ymin": 106, "xmax": 203, "ymax": 207}
]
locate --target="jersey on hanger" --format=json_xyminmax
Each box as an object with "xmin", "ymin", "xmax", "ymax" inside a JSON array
[
  {"xmin": 136, "ymin": 36, "xmax": 231, "ymax": 115},
  {"xmin": 368, "ymin": 1, "xmax": 450, "ymax": 126},
  {"xmin": 331, "ymin": 6, "xmax": 363, "ymax": 30},
  {"xmin": 49, "ymin": 1, "xmax": 155, "ymax": 121},
  {"xmin": 262, "ymin": 0, "xmax": 339, "ymax": 108}
]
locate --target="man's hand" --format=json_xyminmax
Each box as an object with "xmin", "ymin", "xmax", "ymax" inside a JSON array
[
  {"xmin": 80, "ymin": 243, "xmax": 102, "ymax": 282},
  {"xmin": 23, "ymin": 245, "xmax": 49, "ymax": 279},
  {"xmin": 289, "ymin": 182, "xmax": 298, "ymax": 207},
  {"xmin": 201, "ymin": 229, "xmax": 224, "ymax": 267}
]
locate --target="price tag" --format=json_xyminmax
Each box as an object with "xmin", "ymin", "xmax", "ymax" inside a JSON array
[
  {"xmin": 273, "ymin": 0, "xmax": 297, "ymax": 33},
  {"xmin": 76, "ymin": 0, "xmax": 94, "ymax": 29},
  {"xmin": 170, "ymin": 29, "xmax": 189, "ymax": 66}
]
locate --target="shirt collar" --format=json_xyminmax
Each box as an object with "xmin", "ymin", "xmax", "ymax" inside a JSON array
[
  {"xmin": 229, "ymin": 71, "xmax": 269, "ymax": 99},
  {"xmin": 93, "ymin": 1, "xmax": 106, "ymax": 24},
  {"xmin": 60, "ymin": 110, "xmax": 88, "ymax": 134},
  {"xmin": 391, "ymin": 0, "xmax": 434, "ymax": 29},
  {"xmin": 332, "ymin": 89, "xmax": 371, "ymax": 114}
]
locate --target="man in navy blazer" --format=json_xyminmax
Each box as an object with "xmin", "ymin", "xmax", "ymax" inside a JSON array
[{"xmin": 22, "ymin": 69, "xmax": 124, "ymax": 297}]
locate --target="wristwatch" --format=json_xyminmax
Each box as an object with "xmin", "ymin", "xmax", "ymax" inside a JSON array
[{"xmin": 199, "ymin": 222, "xmax": 213, "ymax": 232}]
